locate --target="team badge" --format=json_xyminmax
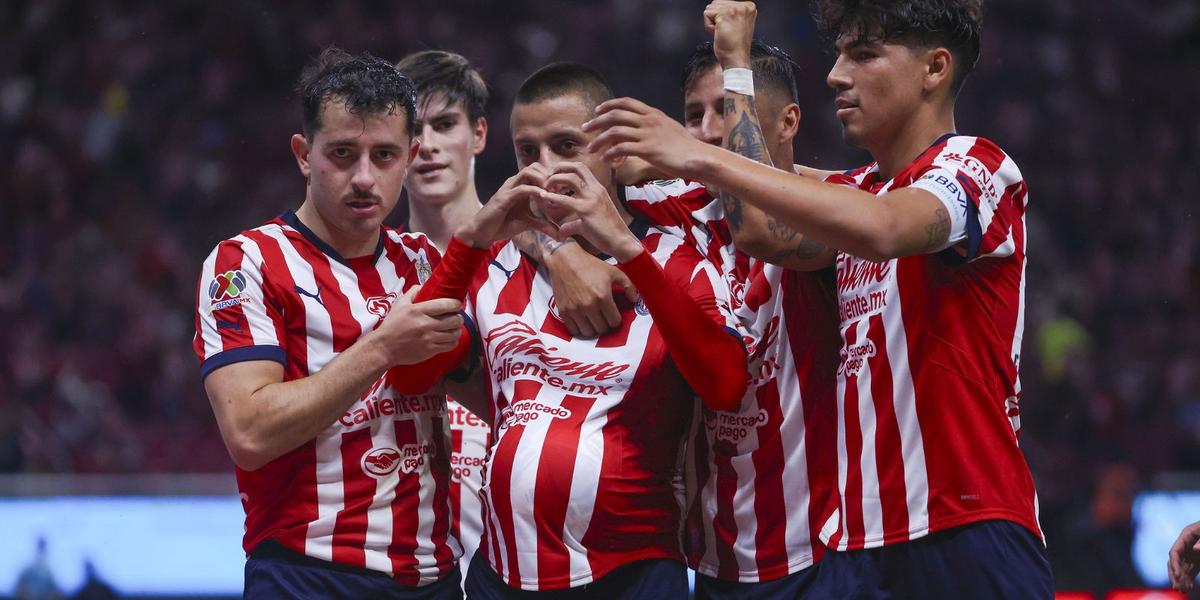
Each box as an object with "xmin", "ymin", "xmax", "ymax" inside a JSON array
[
  {"xmin": 416, "ymin": 255, "xmax": 433, "ymax": 285},
  {"xmin": 634, "ymin": 296, "xmax": 649, "ymax": 316}
]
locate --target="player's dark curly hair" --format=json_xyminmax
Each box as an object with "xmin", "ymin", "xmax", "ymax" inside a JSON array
[
  {"xmin": 297, "ymin": 47, "xmax": 418, "ymax": 140},
  {"xmin": 812, "ymin": 0, "xmax": 983, "ymax": 94},
  {"xmin": 396, "ymin": 50, "xmax": 489, "ymax": 124},
  {"xmin": 680, "ymin": 40, "xmax": 801, "ymax": 105}
]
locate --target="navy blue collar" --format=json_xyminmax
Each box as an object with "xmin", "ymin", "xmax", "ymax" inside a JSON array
[{"xmin": 279, "ymin": 210, "xmax": 385, "ymax": 266}]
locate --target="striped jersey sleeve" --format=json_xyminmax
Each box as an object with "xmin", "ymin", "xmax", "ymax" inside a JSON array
[{"xmin": 194, "ymin": 235, "xmax": 286, "ymax": 378}]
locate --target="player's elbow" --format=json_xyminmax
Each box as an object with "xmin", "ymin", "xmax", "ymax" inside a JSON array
[
  {"xmin": 221, "ymin": 425, "xmax": 278, "ymax": 472},
  {"xmin": 701, "ymin": 371, "xmax": 749, "ymax": 413},
  {"xmin": 849, "ymin": 213, "xmax": 908, "ymax": 263}
]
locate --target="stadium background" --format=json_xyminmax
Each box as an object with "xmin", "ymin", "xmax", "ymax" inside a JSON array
[{"xmin": 1, "ymin": 0, "xmax": 1197, "ymax": 598}]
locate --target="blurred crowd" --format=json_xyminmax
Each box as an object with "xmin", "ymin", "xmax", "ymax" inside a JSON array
[{"xmin": 1, "ymin": 0, "xmax": 1197, "ymax": 593}]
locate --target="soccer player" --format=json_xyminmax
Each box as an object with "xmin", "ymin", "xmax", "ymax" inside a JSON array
[
  {"xmin": 1169, "ymin": 519, "xmax": 1200, "ymax": 592},
  {"xmin": 586, "ymin": 1, "xmax": 1053, "ymax": 597},
  {"xmin": 394, "ymin": 50, "xmax": 634, "ymax": 584},
  {"xmin": 668, "ymin": 41, "xmax": 842, "ymax": 599},
  {"xmin": 416, "ymin": 62, "xmax": 751, "ymax": 598},
  {"xmin": 194, "ymin": 48, "xmax": 524, "ymax": 599}
]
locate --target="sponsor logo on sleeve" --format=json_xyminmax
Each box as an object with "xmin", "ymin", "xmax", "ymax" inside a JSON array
[{"xmin": 208, "ymin": 270, "xmax": 251, "ymax": 311}]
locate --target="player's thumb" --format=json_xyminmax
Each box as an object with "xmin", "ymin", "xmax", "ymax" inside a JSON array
[
  {"xmin": 614, "ymin": 270, "xmax": 640, "ymax": 303},
  {"xmin": 399, "ymin": 285, "xmax": 419, "ymax": 305}
]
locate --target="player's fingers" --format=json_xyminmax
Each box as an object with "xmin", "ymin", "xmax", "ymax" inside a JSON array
[
  {"xmin": 586, "ymin": 98, "xmax": 649, "ymax": 125},
  {"xmin": 613, "ymin": 270, "xmax": 640, "ymax": 303},
  {"xmin": 545, "ymin": 171, "xmax": 587, "ymax": 197},
  {"xmin": 601, "ymin": 142, "xmax": 646, "ymax": 164},
  {"xmin": 399, "ymin": 286, "xmax": 419, "ymax": 304},
  {"xmin": 414, "ymin": 298, "xmax": 463, "ymax": 316},
  {"xmin": 597, "ymin": 294, "xmax": 622, "ymax": 331},
  {"xmin": 582, "ymin": 307, "xmax": 609, "ymax": 338},
  {"xmin": 557, "ymin": 219, "xmax": 585, "ymax": 240},
  {"xmin": 588, "ymin": 127, "xmax": 642, "ymax": 155}
]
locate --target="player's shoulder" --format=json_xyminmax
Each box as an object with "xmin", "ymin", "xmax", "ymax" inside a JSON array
[
  {"xmin": 824, "ymin": 163, "xmax": 878, "ymax": 189},
  {"xmin": 382, "ymin": 226, "xmax": 441, "ymax": 256},
  {"xmin": 204, "ymin": 216, "xmax": 290, "ymax": 260},
  {"xmin": 925, "ymin": 135, "xmax": 1024, "ymax": 185}
]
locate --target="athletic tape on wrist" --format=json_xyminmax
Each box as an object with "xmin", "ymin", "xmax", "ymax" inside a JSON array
[{"xmin": 723, "ymin": 68, "xmax": 754, "ymax": 96}]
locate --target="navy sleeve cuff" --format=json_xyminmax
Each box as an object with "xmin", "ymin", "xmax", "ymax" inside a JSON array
[
  {"xmin": 200, "ymin": 345, "xmax": 286, "ymax": 380},
  {"xmin": 446, "ymin": 311, "xmax": 481, "ymax": 383}
]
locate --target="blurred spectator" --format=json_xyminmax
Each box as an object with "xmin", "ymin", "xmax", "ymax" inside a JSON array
[
  {"xmin": 0, "ymin": 0, "xmax": 1197, "ymax": 594},
  {"xmin": 73, "ymin": 560, "xmax": 118, "ymax": 600},
  {"xmin": 14, "ymin": 537, "xmax": 62, "ymax": 600}
]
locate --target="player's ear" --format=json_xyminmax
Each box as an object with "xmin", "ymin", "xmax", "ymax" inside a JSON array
[
  {"xmin": 473, "ymin": 117, "xmax": 488, "ymax": 156},
  {"xmin": 924, "ymin": 47, "xmax": 953, "ymax": 95},
  {"xmin": 780, "ymin": 103, "xmax": 801, "ymax": 143},
  {"xmin": 291, "ymin": 134, "xmax": 311, "ymax": 180}
]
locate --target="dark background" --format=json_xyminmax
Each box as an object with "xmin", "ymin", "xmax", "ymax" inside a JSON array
[{"xmin": 2, "ymin": 0, "xmax": 1198, "ymax": 596}]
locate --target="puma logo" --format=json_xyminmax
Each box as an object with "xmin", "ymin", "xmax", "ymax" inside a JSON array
[{"xmin": 294, "ymin": 284, "xmax": 325, "ymax": 307}]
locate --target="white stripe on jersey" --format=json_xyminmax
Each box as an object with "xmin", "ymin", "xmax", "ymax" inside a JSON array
[
  {"xmin": 883, "ymin": 282, "xmax": 930, "ymax": 540},
  {"xmin": 853, "ymin": 318, "xmax": 884, "ymax": 544}
]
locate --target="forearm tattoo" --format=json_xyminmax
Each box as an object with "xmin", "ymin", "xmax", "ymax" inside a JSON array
[
  {"xmin": 922, "ymin": 206, "xmax": 952, "ymax": 253},
  {"xmin": 721, "ymin": 95, "xmax": 769, "ymax": 233}
]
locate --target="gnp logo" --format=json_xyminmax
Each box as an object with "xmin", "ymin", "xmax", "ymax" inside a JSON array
[
  {"xmin": 366, "ymin": 292, "xmax": 398, "ymax": 319},
  {"xmin": 208, "ymin": 270, "xmax": 251, "ymax": 311},
  {"xmin": 361, "ymin": 447, "xmax": 402, "ymax": 477}
]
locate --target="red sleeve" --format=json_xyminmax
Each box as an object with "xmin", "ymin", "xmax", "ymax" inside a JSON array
[
  {"xmin": 385, "ymin": 237, "xmax": 489, "ymax": 394},
  {"xmin": 617, "ymin": 249, "xmax": 748, "ymax": 411}
]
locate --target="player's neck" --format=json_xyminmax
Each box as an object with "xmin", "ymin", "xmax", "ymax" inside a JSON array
[
  {"xmin": 406, "ymin": 182, "xmax": 482, "ymax": 251},
  {"xmin": 771, "ymin": 144, "xmax": 795, "ymax": 173},
  {"xmin": 294, "ymin": 201, "xmax": 378, "ymax": 259},
  {"xmin": 872, "ymin": 105, "xmax": 956, "ymax": 181}
]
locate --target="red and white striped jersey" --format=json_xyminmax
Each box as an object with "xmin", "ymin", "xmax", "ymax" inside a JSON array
[
  {"xmin": 625, "ymin": 180, "xmax": 841, "ymax": 582},
  {"xmin": 447, "ymin": 398, "xmax": 490, "ymax": 575},
  {"xmin": 467, "ymin": 223, "xmax": 741, "ymax": 591},
  {"xmin": 193, "ymin": 210, "xmax": 460, "ymax": 586},
  {"xmin": 819, "ymin": 135, "xmax": 1039, "ymax": 551}
]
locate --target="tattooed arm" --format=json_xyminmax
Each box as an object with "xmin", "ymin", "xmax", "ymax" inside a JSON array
[{"xmin": 721, "ymin": 92, "xmax": 838, "ymax": 270}]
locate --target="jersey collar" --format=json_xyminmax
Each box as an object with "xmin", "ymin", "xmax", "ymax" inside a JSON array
[{"xmin": 278, "ymin": 209, "xmax": 386, "ymax": 267}]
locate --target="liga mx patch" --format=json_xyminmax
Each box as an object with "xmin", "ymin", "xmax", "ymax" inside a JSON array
[{"xmin": 208, "ymin": 270, "xmax": 251, "ymax": 312}]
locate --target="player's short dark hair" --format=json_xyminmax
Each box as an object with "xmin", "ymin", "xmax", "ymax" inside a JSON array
[
  {"xmin": 297, "ymin": 46, "xmax": 418, "ymax": 140},
  {"xmin": 812, "ymin": 0, "xmax": 983, "ymax": 95},
  {"xmin": 395, "ymin": 50, "xmax": 489, "ymax": 123},
  {"xmin": 514, "ymin": 63, "xmax": 613, "ymax": 115},
  {"xmin": 680, "ymin": 40, "xmax": 800, "ymax": 106}
]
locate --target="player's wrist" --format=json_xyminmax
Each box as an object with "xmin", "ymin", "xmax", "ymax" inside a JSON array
[{"xmin": 723, "ymin": 67, "xmax": 754, "ymax": 96}]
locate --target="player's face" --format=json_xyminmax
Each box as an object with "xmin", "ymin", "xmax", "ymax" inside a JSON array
[
  {"xmin": 511, "ymin": 93, "xmax": 614, "ymax": 192},
  {"xmin": 827, "ymin": 36, "xmax": 927, "ymax": 149},
  {"xmin": 407, "ymin": 93, "xmax": 487, "ymax": 205},
  {"xmin": 683, "ymin": 66, "xmax": 725, "ymax": 147},
  {"xmin": 683, "ymin": 64, "xmax": 788, "ymax": 163},
  {"xmin": 296, "ymin": 99, "xmax": 417, "ymax": 238}
]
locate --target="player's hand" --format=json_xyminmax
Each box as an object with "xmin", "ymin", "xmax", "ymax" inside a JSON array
[
  {"xmin": 1169, "ymin": 519, "xmax": 1200, "ymax": 591},
  {"xmin": 583, "ymin": 98, "xmax": 708, "ymax": 180},
  {"xmin": 535, "ymin": 162, "xmax": 644, "ymax": 263},
  {"xmin": 704, "ymin": 1, "xmax": 757, "ymax": 69},
  {"xmin": 544, "ymin": 242, "xmax": 638, "ymax": 338},
  {"xmin": 456, "ymin": 164, "xmax": 559, "ymax": 248},
  {"xmin": 375, "ymin": 287, "xmax": 464, "ymax": 365}
]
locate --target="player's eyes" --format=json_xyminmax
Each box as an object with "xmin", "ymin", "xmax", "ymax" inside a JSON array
[
  {"xmin": 332, "ymin": 147, "xmax": 352, "ymax": 159},
  {"xmin": 375, "ymin": 150, "xmax": 394, "ymax": 161},
  {"xmin": 434, "ymin": 119, "xmax": 455, "ymax": 132},
  {"xmin": 559, "ymin": 140, "xmax": 578, "ymax": 154}
]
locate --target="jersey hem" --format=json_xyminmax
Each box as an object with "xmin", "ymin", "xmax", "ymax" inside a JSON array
[
  {"xmin": 691, "ymin": 551, "xmax": 815, "ymax": 582},
  {"xmin": 506, "ymin": 548, "xmax": 683, "ymax": 591},
  {"xmin": 821, "ymin": 509, "xmax": 1043, "ymax": 550}
]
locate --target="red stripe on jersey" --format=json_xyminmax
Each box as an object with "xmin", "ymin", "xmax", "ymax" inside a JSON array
[
  {"xmin": 450, "ymin": 427, "xmax": 464, "ymax": 537},
  {"xmin": 866, "ymin": 313, "xmax": 910, "ymax": 539},
  {"xmin": 840, "ymin": 325, "xmax": 867, "ymax": 550},
  {"xmin": 212, "ymin": 243, "xmax": 257, "ymax": 352},
  {"xmin": 428, "ymin": 414, "xmax": 455, "ymax": 576},
  {"xmin": 750, "ymin": 380, "xmax": 789, "ymax": 580},
  {"xmin": 331, "ymin": 428, "xmax": 375, "ymax": 568},
  {"xmin": 388, "ymin": 418, "xmax": 422, "ymax": 585},
  {"xmin": 243, "ymin": 231, "xmax": 308, "ymax": 378},
  {"xmin": 711, "ymin": 437, "xmax": 741, "ymax": 581},
  {"xmin": 783, "ymin": 270, "xmax": 841, "ymax": 565},
  {"xmin": 539, "ymin": 308, "xmax": 574, "ymax": 342},
  {"xmin": 533, "ymin": 394, "xmax": 596, "ymax": 584},
  {"xmin": 493, "ymin": 379, "xmax": 543, "ymax": 587},
  {"xmin": 494, "ymin": 259, "xmax": 534, "ymax": 317},
  {"xmin": 289, "ymin": 238, "xmax": 360, "ymax": 353}
]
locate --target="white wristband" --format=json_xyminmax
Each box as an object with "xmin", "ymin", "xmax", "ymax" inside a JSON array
[{"xmin": 723, "ymin": 68, "xmax": 754, "ymax": 96}]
